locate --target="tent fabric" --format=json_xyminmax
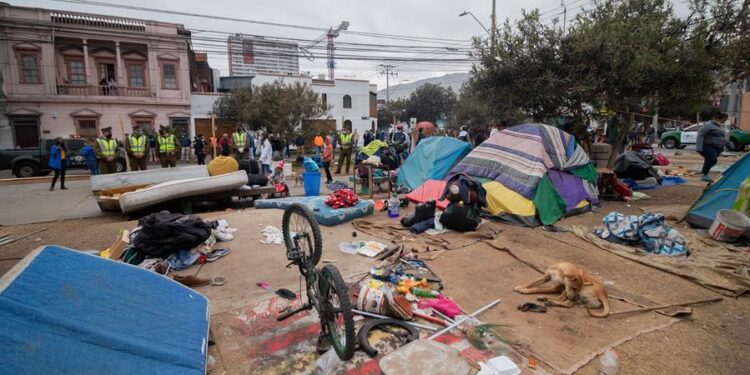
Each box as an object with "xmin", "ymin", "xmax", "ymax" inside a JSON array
[
  {"xmin": 0, "ymin": 246, "xmax": 209, "ymax": 375},
  {"xmin": 254, "ymin": 196, "xmax": 374, "ymax": 226},
  {"xmin": 533, "ymin": 175, "xmax": 569, "ymax": 225},
  {"xmin": 397, "ymin": 137, "xmax": 471, "ymax": 190},
  {"xmin": 406, "ymin": 179, "xmax": 449, "ymax": 210},
  {"xmin": 447, "ymin": 123, "xmax": 590, "ymax": 200},
  {"xmin": 361, "ymin": 140, "xmax": 389, "ymax": 156},
  {"xmin": 686, "ymin": 153, "xmax": 750, "ymax": 228},
  {"xmin": 483, "ymin": 181, "xmax": 539, "ymax": 226}
]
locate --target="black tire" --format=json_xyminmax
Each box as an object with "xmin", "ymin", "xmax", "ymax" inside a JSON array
[
  {"xmin": 663, "ymin": 138, "xmax": 677, "ymax": 149},
  {"xmin": 115, "ymin": 158, "xmax": 126, "ymax": 173},
  {"xmin": 320, "ymin": 264, "xmax": 356, "ymax": 361},
  {"xmin": 281, "ymin": 203, "xmax": 322, "ymax": 273},
  {"xmin": 13, "ymin": 162, "xmax": 40, "ymax": 178}
]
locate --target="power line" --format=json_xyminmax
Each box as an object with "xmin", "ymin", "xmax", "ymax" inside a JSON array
[{"xmin": 49, "ymin": 0, "xmax": 472, "ymax": 43}]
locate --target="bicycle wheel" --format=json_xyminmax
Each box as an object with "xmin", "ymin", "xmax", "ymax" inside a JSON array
[
  {"xmin": 281, "ymin": 203, "xmax": 322, "ymax": 273},
  {"xmin": 320, "ymin": 264, "xmax": 356, "ymax": 361}
]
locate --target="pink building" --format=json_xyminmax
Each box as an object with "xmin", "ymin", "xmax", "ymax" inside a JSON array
[{"xmin": 0, "ymin": 4, "xmax": 192, "ymax": 148}]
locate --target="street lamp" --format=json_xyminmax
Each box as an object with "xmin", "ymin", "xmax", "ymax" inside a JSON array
[{"xmin": 459, "ymin": 11, "xmax": 490, "ymax": 35}]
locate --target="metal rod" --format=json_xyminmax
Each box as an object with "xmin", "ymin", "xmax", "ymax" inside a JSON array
[
  {"xmin": 0, "ymin": 228, "xmax": 47, "ymax": 247},
  {"xmin": 352, "ymin": 309, "xmax": 438, "ymax": 331},
  {"xmin": 432, "ymin": 310, "xmax": 455, "ymax": 324},
  {"xmin": 428, "ymin": 298, "xmax": 501, "ymax": 340}
]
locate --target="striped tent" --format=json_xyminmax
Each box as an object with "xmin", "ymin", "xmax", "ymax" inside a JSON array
[{"xmin": 447, "ymin": 123, "xmax": 598, "ymax": 226}]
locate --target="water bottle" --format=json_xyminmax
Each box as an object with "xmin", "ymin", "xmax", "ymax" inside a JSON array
[
  {"xmin": 412, "ymin": 287, "xmax": 438, "ymax": 298},
  {"xmin": 387, "ymin": 196, "xmax": 400, "ymax": 218},
  {"xmin": 598, "ymin": 349, "xmax": 619, "ymax": 375}
]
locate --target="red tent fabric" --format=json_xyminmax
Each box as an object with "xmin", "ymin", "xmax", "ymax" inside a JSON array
[
  {"xmin": 416, "ymin": 121, "xmax": 435, "ymax": 130},
  {"xmin": 406, "ymin": 179, "xmax": 449, "ymax": 210}
]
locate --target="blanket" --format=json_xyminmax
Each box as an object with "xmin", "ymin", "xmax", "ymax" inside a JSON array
[{"xmin": 593, "ymin": 212, "xmax": 688, "ymax": 257}]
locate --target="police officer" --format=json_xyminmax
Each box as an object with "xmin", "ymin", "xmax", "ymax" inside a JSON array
[
  {"xmin": 125, "ymin": 124, "xmax": 149, "ymax": 171},
  {"xmin": 335, "ymin": 128, "xmax": 353, "ymax": 175},
  {"xmin": 156, "ymin": 126, "xmax": 179, "ymax": 168},
  {"xmin": 232, "ymin": 125, "xmax": 248, "ymax": 161},
  {"xmin": 94, "ymin": 126, "xmax": 117, "ymax": 174}
]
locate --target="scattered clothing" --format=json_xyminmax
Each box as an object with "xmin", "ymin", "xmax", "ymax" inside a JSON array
[
  {"xmin": 593, "ymin": 211, "xmax": 688, "ymax": 257},
  {"xmin": 325, "ymin": 188, "xmax": 359, "ymax": 209},
  {"xmin": 261, "ymin": 226, "xmax": 284, "ymax": 245},
  {"xmin": 165, "ymin": 250, "xmax": 201, "ymax": 271},
  {"xmin": 410, "ymin": 218, "xmax": 435, "ymax": 234},
  {"xmin": 326, "ymin": 181, "xmax": 351, "ymax": 191},
  {"xmin": 133, "ymin": 211, "xmax": 212, "ymax": 258}
]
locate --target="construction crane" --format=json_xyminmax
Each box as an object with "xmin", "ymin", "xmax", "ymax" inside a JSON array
[{"xmin": 299, "ymin": 21, "xmax": 349, "ymax": 80}]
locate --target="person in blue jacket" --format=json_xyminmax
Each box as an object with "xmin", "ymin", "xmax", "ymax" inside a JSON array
[
  {"xmin": 80, "ymin": 141, "xmax": 99, "ymax": 175},
  {"xmin": 49, "ymin": 138, "xmax": 68, "ymax": 191}
]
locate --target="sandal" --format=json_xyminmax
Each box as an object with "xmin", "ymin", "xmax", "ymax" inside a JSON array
[
  {"xmin": 517, "ymin": 302, "xmax": 548, "ymax": 313},
  {"xmin": 206, "ymin": 248, "xmax": 231, "ymax": 262}
]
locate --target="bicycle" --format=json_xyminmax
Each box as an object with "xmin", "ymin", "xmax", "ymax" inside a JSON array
[{"xmin": 276, "ymin": 203, "xmax": 356, "ymax": 360}]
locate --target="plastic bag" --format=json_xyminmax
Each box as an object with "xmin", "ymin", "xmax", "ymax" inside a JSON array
[
  {"xmin": 311, "ymin": 349, "xmax": 340, "ymax": 375},
  {"xmin": 417, "ymin": 294, "xmax": 461, "ymax": 318}
]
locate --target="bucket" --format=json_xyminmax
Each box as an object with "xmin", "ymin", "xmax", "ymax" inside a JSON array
[
  {"xmin": 303, "ymin": 172, "xmax": 321, "ymax": 196},
  {"xmin": 356, "ymin": 282, "xmax": 388, "ymax": 315},
  {"xmin": 709, "ymin": 209, "xmax": 750, "ymax": 241}
]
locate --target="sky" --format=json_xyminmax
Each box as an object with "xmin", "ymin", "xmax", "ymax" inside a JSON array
[{"xmin": 18, "ymin": 0, "xmax": 687, "ymax": 91}]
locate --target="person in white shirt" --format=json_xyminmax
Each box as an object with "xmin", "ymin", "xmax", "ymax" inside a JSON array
[{"xmin": 259, "ymin": 133, "xmax": 273, "ymax": 175}]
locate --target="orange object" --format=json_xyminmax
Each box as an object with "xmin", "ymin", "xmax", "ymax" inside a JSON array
[
  {"xmin": 527, "ymin": 357, "xmax": 537, "ymax": 369},
  {"xmin": 396, "ymin": 278, "xmax": 429, "ymax": 294},
  {"xmin": 374, "ymin": 200, "xmax": 385, "ymax": 211}
]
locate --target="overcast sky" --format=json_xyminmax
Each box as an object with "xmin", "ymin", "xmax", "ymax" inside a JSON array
[{"xmin": 19, "ymin": 0, "xmax": 688, "ymax": 90}]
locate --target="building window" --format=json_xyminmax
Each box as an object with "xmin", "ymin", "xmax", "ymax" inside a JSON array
[
  {"xmin": 127, "ymin": 62, "xmax": 145, "ymax": 88},
  {"xmin": 343, "ymin": 95, "xmax": 352, "ymax": 109},
  {"xmin": 131, "ymin": 118, "xmax": 155, "ymax": 134},
  {"xmin": 321, "ymin": 93, "xmax": 327, "ymax": 107},
  {"xmin": 75, "ymin": 118, "xmax": 99, "ymax": 140},
  {"xmin": 18, "ymin": 52, "xmax": 41, "ymax": 84},
  {"xmin": 161, "ymin": 62, "xmax": 178, "ymax": 89},
  {"xmin": 67, "ymin": 59, "xmax": 86, "ymax": 85},
  {"xmin": 170, "ymin": 117, "xmax": 189, "ymax": 137}
]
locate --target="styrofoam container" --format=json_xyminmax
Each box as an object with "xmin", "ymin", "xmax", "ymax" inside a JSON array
[{"xmin": 477, "ymin": 356, "xmax": 521, "ymax": 375}]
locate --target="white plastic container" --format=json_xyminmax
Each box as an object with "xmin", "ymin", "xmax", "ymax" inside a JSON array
[
  {"xmin": 477, "ymin": 356, "xmax": 520, "ymax": 375},
  {"xmin": 709, "ymin": 209, "xmax": 750, "ymax": 241},
  {"xmin": 338, "ymin": 241, "xmax": 360, "ymax": 254}
]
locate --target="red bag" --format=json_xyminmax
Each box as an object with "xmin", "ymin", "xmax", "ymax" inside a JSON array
[{"xmin": 654, "ymin": 153, "xmax": 670, "ymax": 166}]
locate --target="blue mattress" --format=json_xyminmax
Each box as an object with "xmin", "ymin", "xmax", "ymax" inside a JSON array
[
  {"xmin": 0, "ymin": 246, "xmax": 209, "ymax": 375},
  {"xmin": 623, "ymin": 175, "xmax": 687, "ymax": 190},
  {"xmin": 255, "ymin": 196, "xmax": 374, "ymax": 226}
]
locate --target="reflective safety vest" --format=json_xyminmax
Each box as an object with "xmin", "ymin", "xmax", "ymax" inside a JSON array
[
  {"xmin": 158, "ymin": 135, "xmax": 176, "ymax": 153},
  {"xmin": 97, "ymin": 138, "xmax": 116, "ymax": 157},
  {"xmin": 232, "ymin": 132, "xmax": 247, "ymax": 148},
  {"xmin": 340, "ymin": 133, "xmax": 352, "ymax": 147},
  {"xmin": 129, "ymin": 135, "xmax": 146, "ymax": 156}
]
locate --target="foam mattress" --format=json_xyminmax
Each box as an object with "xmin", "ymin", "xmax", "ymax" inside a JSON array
[
  {"xmin": 254, "ymin": 196, "xmax": 374, "ymax": 226},
  {"xmin": 119, "ymin": 171, "xmax": 248, "ymax": 213},
  {"xmin": 91, "ymin": 165, "xmax": 209, "ymax": 191}
]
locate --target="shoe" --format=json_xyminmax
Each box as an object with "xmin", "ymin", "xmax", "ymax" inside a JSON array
[
  {"xmin": 517, "ymin": 302, "xmax": 548, "ymax": 313},
  {"xmin": 61, "ymin": 187, "xmax": 68, "ymax": 190},
  {"xmin": 401, "ymin": 213, "xmax": 417, "ymax": 227},
  {"xmin": 206, "ymin": 248, "xmax": 231, "ymax": 262},
  {"xmin": 701, "ymin": 175, "xmax": 713, "ymax": 182},
  {"xmin": 172, "ymin": 274, "xmax": 210, "ymax": 287},
  {"xmin": 213, "ymin": 229, "xmax": 234, "ymax": 241},
  {"xmin": 315, "ymin": 334, "xmax": 332, "ymax": 354},
  {"xmin": 49, "ymin": 187, "xmax": 54, "ymax": 191}
]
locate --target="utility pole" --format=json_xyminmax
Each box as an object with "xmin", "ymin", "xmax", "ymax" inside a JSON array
[
  {"xmin": 491, "ymin": 0, "xmax": 497, "ymax": 50},
  {"xmin": 378, "ymin": 64, "xmax": 398, "ymax": 105},
  {"xmin": 561, "ymin": 0, "xmax": 567, "ymax": 35}
]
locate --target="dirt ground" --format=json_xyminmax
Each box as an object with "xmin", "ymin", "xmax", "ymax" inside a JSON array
[{"xmin": 1, "ymin": 150, "xmax": 748, "ymax": 374}]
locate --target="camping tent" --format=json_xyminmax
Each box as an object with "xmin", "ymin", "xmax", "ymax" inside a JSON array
[
  {"xmin": 398, "ymin": 136, "xmax": 471, "ymax": 190},
  {"xmin": 0, "ymin": 246, "xmax": 209, "ymax": 374},
  {"xmin": 446, "ymin": 123, "xmax": 599, "ymax": 226},
  {"xmin": 685, "ymin": 153, "xmax": 750, "ymax": 228}
]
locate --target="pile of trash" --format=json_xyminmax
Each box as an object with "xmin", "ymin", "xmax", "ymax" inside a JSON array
[{"xmin": 102, "ymin": 211, "xmax": 236, "ymax": 287}]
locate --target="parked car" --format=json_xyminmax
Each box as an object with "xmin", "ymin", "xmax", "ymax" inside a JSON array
[
  {"xmin": 659, "ymin": 124, "xmax": 750, "ymax": 151},
  {"xmin": 0, "ymin": 138, "xmax": 126, "ymax": 177}
]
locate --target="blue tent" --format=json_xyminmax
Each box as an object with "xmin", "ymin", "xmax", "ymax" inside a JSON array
[
  {"xmin": 397, "ymin": 137, "xmax": 471, "ymax": 190},
  {"xmin": 686, "ymin": 153, "xmax": 750, "ymax": 228},
  {"xmin": 0, "ymin": 246, "xmax": 209, "ymax": 374}
]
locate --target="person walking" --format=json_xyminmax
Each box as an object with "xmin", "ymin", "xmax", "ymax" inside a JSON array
[
  {"xmin": 335, "ymin": 128, "xmax": 353, "ymax": 175},
  {"xmin": 180, "ymin": 134, "xmax": 192, "ymax": 162},
  {"xmin": 156, "ymin": 126, "xmax": 179, "ymax": 168},
  {"xmin": 148, "ymin": 135, "xmax": 157, "ymax": 163},
  {"xmin": 696, "ymin": 113, "xmax": 728, "ymax": 182},
  {"xmin": 322, "ymin": 135, "xmax": 334, "ymax": 183},
  {"xmin": 94, "ymin": 126, "xmax": 117, "ymax": 174},
  {"xmin": 259, "ymin": 133, "xmax": 273, "ymax": 175},
  {"xmin": 80, "ymin": 141, "xmax": 99, "ymax": 175},
  {"xmin": 247, "ymin": 129, "xmax": 256, "ymax": 160},
  {"xmin": 295, "ymin": 133, "xmax": 306, "ymax": 158},
  {"xmin": 231, "ymin": 126, "xmax": 247, "ymax": 161},
  {"xmin": 194, "ymin": 135, "xmax": 206, "ymax": 165},
  {"xmin": 125, "ymin": 124, "xmax": 149, "ymax": 171},
  {"xmin": 49, "ymin": 138, "xmax": 68, "ymax": 191}
]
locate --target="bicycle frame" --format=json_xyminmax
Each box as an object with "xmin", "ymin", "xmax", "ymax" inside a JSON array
[{"xmin": 279, "ymin": 232, "xmax": 330, "ymax": 322}]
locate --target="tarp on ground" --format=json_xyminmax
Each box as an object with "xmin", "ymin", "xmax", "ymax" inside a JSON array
[
  {"xmin": 0, "ymin": 246, "xmax": 209, "ymax": 375},
  {"xmin": 686, "ymin": 153, "xmax": 750, "ymax": 228},
  {"xmin": 397, "ymin": 136, "xmax": 471, "ymax": 190},
  {"xmin": 406, "ymin": 179, "xmax": 450, "ymax": 210},
  {"xmin": 447, "ymin": 123, "xmax": 598, "ymax": 226}
]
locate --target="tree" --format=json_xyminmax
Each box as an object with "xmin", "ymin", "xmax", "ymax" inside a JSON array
[
  {"xmin": 403, "ymin": 83, "xmax": 457, "ymax": 124},
  {"xmin": 451, "ymin": 80, "xmax": 525, "ymax": 133},
  {"xmin": 377, "ymin": 98, "xmax": 408, "ymax": 130},
  {"xmin": 212, "ymin": 82, "xmax": 329, "ymax": 140}
]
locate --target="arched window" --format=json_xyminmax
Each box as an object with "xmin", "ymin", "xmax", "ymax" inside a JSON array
[{"xmin": 343, "ymin": 95, "xmax": 352, "ymax": 109}]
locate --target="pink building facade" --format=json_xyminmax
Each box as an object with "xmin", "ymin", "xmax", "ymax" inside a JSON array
[{"xmin": 0, "ymin": 4, "xmax": 192, "ymax": 148}]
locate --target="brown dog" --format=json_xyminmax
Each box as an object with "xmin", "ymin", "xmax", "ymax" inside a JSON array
[{"xmin": 513, "ymin": 262, "xmax": 610, "ymax": 318}]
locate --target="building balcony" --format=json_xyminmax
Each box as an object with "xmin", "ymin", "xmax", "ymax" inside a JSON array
[{"xmin": 56, "ymin": 84, "xmax": 153, "ymax": 97}]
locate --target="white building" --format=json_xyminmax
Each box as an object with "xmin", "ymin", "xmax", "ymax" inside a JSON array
[{"xmin": 227, "ymin": 35, "xmax": 299, "ymax": 76}]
